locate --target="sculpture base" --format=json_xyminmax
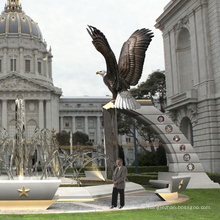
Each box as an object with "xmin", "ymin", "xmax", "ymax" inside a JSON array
[
  {"xmin": 0, "ymin": 178, "xmax": 61, "ymax": 210},
  {"xmin": 0, "ymin": 178, "xmax": 61, "ymax": 200},
  {"xmin": 0, "ymin": 199, "xmax": 58, "ymax": 211},
  {"xmin": 155, "ymin": 192, "xmax": 178, "ymax": 201}
]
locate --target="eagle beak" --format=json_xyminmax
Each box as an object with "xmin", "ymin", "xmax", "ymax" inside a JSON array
[{"xmin": 96, "ymin": 71, "xmax": 100, "ymax": 75}]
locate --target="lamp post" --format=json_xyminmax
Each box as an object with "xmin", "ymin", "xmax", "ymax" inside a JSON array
[
  {"xmin": 133, "ymin": 120, "xmax": 138, "ymax": 174},
  {"xmin": 70, "ymin": 132, "xmax": 73, "ymax": 155}
]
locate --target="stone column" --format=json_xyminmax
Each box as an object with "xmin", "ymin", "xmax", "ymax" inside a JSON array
[
  {"xmin": 84, "ymin": 116, "xmax": 88, "ymax": 134},
  {"xmin": 34, "ymin": 49, "xmax": 38, "ymax": 75},
  {"xmin": 169, "ymin": 30, "xmax": 179, "ymax": 94},
  {"xmin": 3, "ymin": 48, "xmax": 7, "ymax": 73},
  {"xmin": 96, "ymin": 116, "xmax": 101, "ymax": 146},
  {"xmin": 2, "ymin": 100, "xmax": 7, "ymax": 129},
  {"xmin": 51, "ymin": 95, "xmax": 60, "ymax": 132},
  {"xmin": 72, "ymin": 116, "xmax": 76, "ymax": 133},
  {"xmin": 45, "ymin": 57, "xmax": 48, "ymax": 77},
  {"xmin": 48, "ymin": 56, "xmax": 52, "ymax": 79},
  {"xmin": 38, "ymin": 100, "xmax": 44, "ymax": 129},
  {"xmin": 46, "ymin": 100, "xmax": 51, "ymax": 130},
  {"xmin": 19, "ymin": 47, "xmax": 24, "ymax": 74}
]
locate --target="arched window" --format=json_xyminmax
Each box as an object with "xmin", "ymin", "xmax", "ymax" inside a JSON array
[
  {"xmin": 177, "ymin": 28, "xmax": 193, "ymax": 93},
  {"xmin": 27, "ymin": 120, "xmax": 37, "ymax": 141},
  {"xmin": 180, "ymin": 117, "xmax": 194, "ymax": 146}
]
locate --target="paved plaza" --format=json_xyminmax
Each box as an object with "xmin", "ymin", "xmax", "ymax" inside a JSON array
[{"xmin": 0, "ymin": 183, "xmax": 189, "ymax": 215}]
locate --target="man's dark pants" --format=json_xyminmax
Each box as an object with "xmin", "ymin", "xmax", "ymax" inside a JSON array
[{"xmin": 111, "ymin": 187, "xmax": 125, "ymax": 207}]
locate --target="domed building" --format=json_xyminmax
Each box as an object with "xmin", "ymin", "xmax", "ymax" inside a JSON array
[{"xmin": 0, "ymin": 0, "xmax": 62, "ymax": 140}]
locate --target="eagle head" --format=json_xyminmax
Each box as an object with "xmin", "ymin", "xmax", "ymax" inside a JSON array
[{"xmin": 96, "ymin": 70, "xmax": 107, "ymax": 78}]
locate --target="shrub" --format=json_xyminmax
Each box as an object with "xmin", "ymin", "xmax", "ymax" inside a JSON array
[
  {"xmin": 207, "ymin": 173, "xmax": 220, "ymax": 184},
  {"xmin": 126, "ymin": 166, "xmax": 168, "ymax": 173},
  {"xmin": 127, "ymin": 173, "xmax": 157, "ymax": 185},
  {"xmin": 64, "ymin": 166, "xmax": 168, "ymax": 176}
]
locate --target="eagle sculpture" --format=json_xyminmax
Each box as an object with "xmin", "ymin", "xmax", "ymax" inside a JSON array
[{"xmin": 87, "ymin": 25, "xmax": 154, "ymax": 110}]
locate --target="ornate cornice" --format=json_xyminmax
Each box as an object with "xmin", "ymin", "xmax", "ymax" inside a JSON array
[
  {"xmin": 167, "ymin": 110, "xmax": 177, "ymax": 122},
  {"xmin": 200, "ymin": 0, "xmax": 208, "ymax": 6},
  {"xmin": 167, "ymin": 104, "xmax": 198, "ymax": 127},
  {"xmin": 155, "ymin": 0, "xmax": 188, "ymax": 30},
  {"xmin": 173, "ymin": 15, "xmax": 189, "ymax": 31},
  {"xmin": 0, "ymin": 73, "xmax": 62, "ymax": 95}
]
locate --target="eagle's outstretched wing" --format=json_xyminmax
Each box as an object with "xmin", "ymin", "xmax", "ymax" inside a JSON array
[
  {"xmin": 87, "ymin": 25, "xmax": 119, "ymax": 86},
  {"xmin": 118, "ymin": 28, "xmax": 154, "ymax": 86}
]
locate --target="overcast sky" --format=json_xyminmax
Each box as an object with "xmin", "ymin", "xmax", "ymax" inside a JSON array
[{"xmin": 0, "ymin": 0, "xmax": 171, "ymax": 97}]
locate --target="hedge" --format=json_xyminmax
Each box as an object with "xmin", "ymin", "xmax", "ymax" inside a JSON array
[
  {"xmin": 127, "ymin": 174, "xmax": 157, "ymax": 185},
  {"xmin": 127, "ymin": 172, "xmax": 220, "ymax": 186},
  {"xmin": 126, "ymin": 166, "xmax": 168, "ymax": 173},
  {"xmin": 64, "ymin": 167, "xmax": 220, "ymax": 186},
  {"xmin": 207, "ymin": 173, "xmax": 220, "ymax": 184},
  {"xmin": 65, "ymin": 166, "xmax": 168, "ymax": 174}
]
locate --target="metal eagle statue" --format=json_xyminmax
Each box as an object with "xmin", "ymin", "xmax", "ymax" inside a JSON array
[{"xmin": 87, "ymin": 25, "xmax": 154, "ymax": 110}]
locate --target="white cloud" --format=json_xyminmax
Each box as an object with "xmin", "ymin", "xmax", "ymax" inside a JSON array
[{"xmin": 0, "ymin": 0, "xmax": 170, "ymax": 96}]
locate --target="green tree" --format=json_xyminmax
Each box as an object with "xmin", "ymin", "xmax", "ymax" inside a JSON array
[
  {"xmin": 118, "ymin": 112, "xmax": 168, "ymax": 166},
  {"xmin": 118, "ymin": 113, "xmax": 156, "ymax": 155},
  {"xmin": 56, "ymin": 131, "xmax": 92, "ymax": 146},
  {"xmin": 56, "ymin": 130, "xmax": 70, "ymax": 146},
  {"xmin": 130, "ymin": 70, "xmax": 166, "ymax": 112},
  {"xmin": 72, "ymin": 131, "xmax": 91, "ymax": 145},
  {"xmin": 117, "ymin": 70, "xmax": 167, "ymax": 166},
  {"xmin": 136, "ymin": 151, "xmax": 155, "ymax": 166}
]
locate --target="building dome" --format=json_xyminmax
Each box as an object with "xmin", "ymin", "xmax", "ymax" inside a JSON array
[
  {"xmin": 0, "ymin": 0, "xmax": 56, "ymax": 88},
  {"xmin": 0, "ymin": 0, "xmax": 42, "ymax": 39}
]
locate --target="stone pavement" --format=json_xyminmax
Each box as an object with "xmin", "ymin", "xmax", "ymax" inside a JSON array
[{"xmin": 0, "ymin": 183, "xmax": 189, "ymax": 215}]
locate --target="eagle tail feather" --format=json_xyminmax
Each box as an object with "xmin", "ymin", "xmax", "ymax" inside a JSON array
[{"xmin": 115, "ymin": 91, "xmax": 141, "ymax": 110}]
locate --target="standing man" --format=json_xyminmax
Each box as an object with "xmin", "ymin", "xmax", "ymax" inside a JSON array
[{"xmin": 110, "ymin": 158, "xmax": 127, "ymax": 209}]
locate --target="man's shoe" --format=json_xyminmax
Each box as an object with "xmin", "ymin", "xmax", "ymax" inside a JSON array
[
  {"xmin": 110, "ymin": 206, "xmax": 115, "ymax": 209},
  {"xmin": 119, "ymin": 206, "xmax": 124, "ymax": 209}
]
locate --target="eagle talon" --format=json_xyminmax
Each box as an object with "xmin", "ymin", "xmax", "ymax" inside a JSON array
[{"xmin": 103, "ymin": 100, "xmax": 115, "ymax": 110}]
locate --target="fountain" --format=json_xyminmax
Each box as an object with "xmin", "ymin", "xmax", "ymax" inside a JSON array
[
  {"xmin": 0, "ymin": 97, "xmax": 107, "ymax": 210},
  {"xmin": 0, "ymin": 97, "xmax": 61, "ymax": 210}
]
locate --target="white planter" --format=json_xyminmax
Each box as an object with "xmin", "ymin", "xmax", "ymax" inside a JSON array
[{"xmin": 0, "ymin": 177, "xmax": 61, "ymax": 210}]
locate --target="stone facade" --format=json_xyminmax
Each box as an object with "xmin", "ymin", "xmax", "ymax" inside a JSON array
[
  {"xmin": 59, "ymin": 97, "xmax": 109, "ymax": 146},
  {"xmin": 0, "ymin": 1, "xmax": 62, "ymax": 139},
  {"xmin": 0, "ymin": 1, "xmax": 110, "ymax": 149},
  {"xmin": 155, "ymin": 0, "xmax": 220, "ymax": 172}
]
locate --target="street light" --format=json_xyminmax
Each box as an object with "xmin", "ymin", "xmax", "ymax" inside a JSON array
[{"xmin": 133, "ymin": 120, "xmax": 138, "ymax": 174}]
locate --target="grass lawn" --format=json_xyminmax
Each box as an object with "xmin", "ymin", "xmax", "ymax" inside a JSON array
[{"xmin": 1, "ymin": 189, "xmax": 220, "ymax": 220}]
